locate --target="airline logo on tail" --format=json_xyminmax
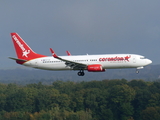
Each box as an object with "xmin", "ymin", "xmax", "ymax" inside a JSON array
[{"xmin": 12, "ymin": 35, "xmax": 30, "ymax": 58}]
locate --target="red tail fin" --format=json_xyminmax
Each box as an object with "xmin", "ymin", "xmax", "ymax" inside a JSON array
[{"xmin": 11, "ymin": 33, "xmax": 46, "ymax": 61}]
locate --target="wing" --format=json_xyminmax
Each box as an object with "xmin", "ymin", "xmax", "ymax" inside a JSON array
[{"xmin": 50, "ymin": 48, "xmax": 87, "ymax": 70}]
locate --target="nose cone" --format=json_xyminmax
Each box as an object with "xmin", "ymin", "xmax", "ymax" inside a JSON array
[{"xmin": 146, "ymin": 59, "xmax": 152, "ymax": 65}]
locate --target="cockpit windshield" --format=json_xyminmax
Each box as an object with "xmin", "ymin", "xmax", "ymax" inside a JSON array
[{"xmin": 140, "ymin": 56, "xmax": 145, "ymax": 59}]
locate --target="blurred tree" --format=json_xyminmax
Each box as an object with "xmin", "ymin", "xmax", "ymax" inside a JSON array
[
  {"xmin": 108, "ymin": 84, "xmax": 135, "ymax": 120},
  {"xmin": 141, "ymin": 107, "xmax": 160, "ymax": 120},
  {"xmin": 148, "ymin": 93, "xmax": 160, "ymax": 107},
  {"xmin": 132, "ymin": 89, "xmax": 151, "ymax": 120}
]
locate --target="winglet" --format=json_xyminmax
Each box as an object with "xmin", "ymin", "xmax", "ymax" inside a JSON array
[
  {"xmin": 50, "ymin": 48, "xmax": 58, "ymax": 58},
  {"xmin": 66, "ymin": 51, "xmax": 71, "ymax": 56}
]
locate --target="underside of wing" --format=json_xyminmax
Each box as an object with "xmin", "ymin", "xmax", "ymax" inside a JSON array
[{"xmin": 64, "ymin": 61, "xmax": 87, "ymax": 70}]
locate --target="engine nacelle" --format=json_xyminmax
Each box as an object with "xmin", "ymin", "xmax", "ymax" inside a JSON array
[{"xmin": 87, "ymin": 64, "xmax": 105, "ymax": 72}]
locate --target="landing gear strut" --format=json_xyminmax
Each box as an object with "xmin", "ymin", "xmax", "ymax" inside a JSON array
[
  {"xmin": 77, "ymin": 70, "xmax": 85, "ymax": 76},
  {"xmin": 136, "ymin": 70, "xmax": 139, "ymax": 74}
]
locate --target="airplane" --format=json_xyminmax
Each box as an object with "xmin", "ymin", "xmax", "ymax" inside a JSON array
[{"xmin": 9, "ymin": 33, "xmax": 152, "ymax": 76}]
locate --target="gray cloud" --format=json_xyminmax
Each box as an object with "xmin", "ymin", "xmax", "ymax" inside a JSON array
[{"xmin": 1, "ymin": 1, "xmax": 160, "ymax": 68}]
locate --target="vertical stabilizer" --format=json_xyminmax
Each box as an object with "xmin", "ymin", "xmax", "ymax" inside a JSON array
[{"xmin": 11, "ymin": 33, "xmax": 46, "ymax": 61}]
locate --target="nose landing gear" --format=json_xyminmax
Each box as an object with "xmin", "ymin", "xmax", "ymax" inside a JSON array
[
  {"xmin": 136, "ymin": 67, "xmax": 143, "ymax": 74},
  {"xmin": 136, "ymin": 70, "xmax": 139, "ymax": 74}
]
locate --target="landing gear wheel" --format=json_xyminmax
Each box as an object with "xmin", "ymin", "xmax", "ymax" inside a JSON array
[
  {"xmin": 77, "ymin": 71, "xmax": 85, "ymax": 76},
  {"xmin": 78, "ymin": 72, "xmax": 82, "ymax": 76},
  {"xmin": 81, "ymin": 72, "xmax": 85, "ymax": 76}
]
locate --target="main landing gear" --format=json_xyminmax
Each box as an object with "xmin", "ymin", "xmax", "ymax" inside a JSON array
[
  {"xmin": 136, "ymin": 69, "xmax": 139, "ymax": 74},
  {"xmin": 77, "ymin": 70, "xmax": 85, "ymax": 76}
]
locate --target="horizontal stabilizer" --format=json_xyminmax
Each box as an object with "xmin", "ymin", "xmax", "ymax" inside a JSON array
[{"xmin": 9, "ymin": 57, "xmax": 28, "ymax": 62}]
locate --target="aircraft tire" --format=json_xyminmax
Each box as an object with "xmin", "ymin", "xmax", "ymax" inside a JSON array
[{"xmin": 77, "ymin": 72, "xmax": 85, "ymax": 76}]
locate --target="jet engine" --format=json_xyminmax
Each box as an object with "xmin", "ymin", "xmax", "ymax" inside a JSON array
[{"xmin": 87, "ymin": 64, "xmax": 105, "ymax": 72}]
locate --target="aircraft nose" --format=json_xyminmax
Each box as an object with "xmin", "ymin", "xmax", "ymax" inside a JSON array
[{"xmin": 146, "ymin": 59, "xmax": 152, "ymax": 65}]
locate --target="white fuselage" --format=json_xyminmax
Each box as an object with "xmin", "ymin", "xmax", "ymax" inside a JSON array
[{"xmin": 23, "ymin": 54, "xmax": 152, "ymax": 71}]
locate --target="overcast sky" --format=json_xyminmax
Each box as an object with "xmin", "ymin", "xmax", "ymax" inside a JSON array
[{"xmin": 1, "ymin": 1, "xmax": 160, "ymax": 69}]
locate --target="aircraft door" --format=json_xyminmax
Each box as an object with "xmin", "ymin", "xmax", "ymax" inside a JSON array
[{"xmin": 133, "ymin": 56, "xmax": 136, "ymax": 63}]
